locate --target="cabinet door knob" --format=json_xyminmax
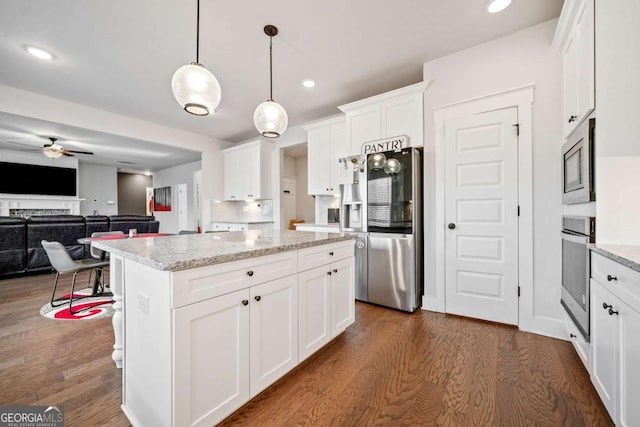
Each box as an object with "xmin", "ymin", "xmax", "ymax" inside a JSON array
[
  {"xmin": 327, "ymin": 271, "xmax": 332, "ymax": 276},
  {"xmin": 333, "ymin": 268, "xmax": 338, "ymax": 273},
  {"xmin": 242, "ymin": 299, "xmax": 249, "ymax": 306},
  {"xmin": 247, "ymin": 270, "xmax": 254, "ymax": 277},
  {"xmin": 448, "ymin": 223, "xmax": 456, "ymax": 230},
  {"xmin": 609, "ymin": 308, "xmax": 619, "ymax": 316},
  {"xmin": 603, "ymin": 303, "xmax": 612, "ymax": 310},
  {"xmin": 329, "ymin": 251, "xmax": 334, "ymax": 256},
  {"xmin": 568, "ymin": 115, "xmax": 577, "ymax": 123},
  {"xmin": 569, "ymin": 333, "xmax": 577, "ymax": 339},
  {"xmin": 607, "ymin": 275, "xmax": 618, "ymax": 282},
  {"xmin": 255, "ymin": 295, "xmax": 261, "ymax": 302}
]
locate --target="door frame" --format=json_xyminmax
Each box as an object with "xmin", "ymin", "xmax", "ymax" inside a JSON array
[{"xmin": 432, "ymin": 85, "xmax": 534, "ymax": 330}]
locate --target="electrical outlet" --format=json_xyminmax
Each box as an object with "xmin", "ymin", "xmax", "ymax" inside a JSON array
[{"xmin": 137, "ymin": 292, "xmax": 149, "ymax": 315}]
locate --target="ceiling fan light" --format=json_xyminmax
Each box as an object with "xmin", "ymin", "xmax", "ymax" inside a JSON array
[
  {"xmin": 44, "ymin": 149, "xmax": 62, "ymax": 159},
  {"xmin": 253, "ymin": 100, "xmax": 288, "ymax": 138},
  {"xmin": 171, "ymin": 63, "xmax": 221, "ymax": 116},
  {"xmin": 487, "ymin": 0, "xmax": 512, "ymax": 13}
]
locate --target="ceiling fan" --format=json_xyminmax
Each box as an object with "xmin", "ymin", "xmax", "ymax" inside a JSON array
[{"xmin": 43, "ymin": 137, "xmax": 94, "ymax": 159}]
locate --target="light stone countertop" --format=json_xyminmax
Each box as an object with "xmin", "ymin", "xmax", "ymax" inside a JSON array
[
  {"xmin": 93, "ymin": 229, "xmax": 353, "ymax": 272},
  {"xmin": 590, "ymin": 244, "xmax": 640, "ymax": 273},
  {"xmin": 212, "ymin": 220, "xmax": 274, "ymax": 224},
  {"xmin": 295, "ymin": 223, "xmax": 340, "ymax": 229}
]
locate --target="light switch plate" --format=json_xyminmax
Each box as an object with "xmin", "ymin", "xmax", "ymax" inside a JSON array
[{"xmin": 107, "ymin": 200, "xmax": 115, "ymax": 205}]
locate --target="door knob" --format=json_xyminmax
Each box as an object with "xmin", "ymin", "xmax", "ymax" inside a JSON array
[
  {"xmin": 448, "ymin": 223, "xmax": 456, "ymax": 230},
  {"xmin": 241, "ymin": 300, "xmax": 249, "ymax": 306},
  {"xmin": 609, "ymin": 308, "xmax": 619, "ymax": 316},
  {"xmin": 568, "ymin": 115, "xmax": 577, "ymax": 123},
  {"xmin": 569, "ymin": 333, "xmax": 576, "ymax": 339},
  {"xmin": 254, "ymin": 295, "xmax": 261, "ymax": 302},
  {"xmin": 247, "ymin": 270, "xmax": 254, "ymax": 277},
  {"xmin": 603, "ymin": 303, "xmax": 612, "ymax": 310},
  {"xmin": 333, "ymin": 268, "xmax": 338, "ymax": 273}
]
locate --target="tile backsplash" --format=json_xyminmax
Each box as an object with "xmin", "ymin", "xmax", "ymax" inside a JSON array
[
  {"xmin": 315, "ymin": 195, "xmax": 340, "ymax": 224},
  {"xmin": 211, "ymin": 200, "xmax": 273, "ymax": 222}
]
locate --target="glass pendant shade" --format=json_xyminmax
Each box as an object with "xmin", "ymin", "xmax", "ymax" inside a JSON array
[
  {"xmin": 171, "ymin": 63, "xmax": 221, "ymax": 116},
  {"xmin": 254, "ymin": 100, "xmax": 288, "ymax": 138}
]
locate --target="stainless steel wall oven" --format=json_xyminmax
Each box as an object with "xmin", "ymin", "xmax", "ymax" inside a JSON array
[{"xmin": 561, "ymin": 216, "xmax": 595, "ymax": 341}]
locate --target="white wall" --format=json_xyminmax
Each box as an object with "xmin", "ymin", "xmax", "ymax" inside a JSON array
[
  {"xmin": 78, "ymin": 163, "xmax": 118, "ymax": 215},
  {"xmin": 283, "ymin": 156, "xmax": 296, "ymax": 177},
  {"xmin": 295, "ymin": 156, "xmax": 315, "ymax": 223},
  {"xmin": 153, "ymin": 160, "xmax": 202, "ymax": 233},
  {"xmin": 422, "ymin": 19, "xmax": 564, "ymax": 336},
  {"xmin": 595, "ymin": 0, "xmax": 640, "ymax": 244}
]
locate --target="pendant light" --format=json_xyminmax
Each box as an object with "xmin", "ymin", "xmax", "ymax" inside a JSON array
[
  {"xmin": 171, "ymin": 0, "xmax": 221, "ymax": 116},
  {"xmin": 253, "ymin": 25, "xmax": 288, "ymax": 138}
]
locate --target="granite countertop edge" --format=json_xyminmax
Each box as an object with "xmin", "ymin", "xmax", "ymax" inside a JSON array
[
  {"xmin": 589, "ymin": 244, "xmax": 640, "ymax": 273},
  {"xmin": 95, "ymin": 234, "xmax": 354, "ymax": 272}
]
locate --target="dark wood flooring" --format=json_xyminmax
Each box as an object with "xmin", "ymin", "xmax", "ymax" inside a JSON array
[{"xmin": 1, "ymin": 272, "xmax": 612, "ymax": 426}]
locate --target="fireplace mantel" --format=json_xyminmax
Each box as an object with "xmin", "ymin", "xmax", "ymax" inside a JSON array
[{"xmin": 0, "ymin": 194, "xmax": 84, "ymax": 217}]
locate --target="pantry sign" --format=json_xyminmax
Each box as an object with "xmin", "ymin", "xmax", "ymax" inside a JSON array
[{"xmin": 361, "ymin": 135, "xmax": 408, "ymax": 154}]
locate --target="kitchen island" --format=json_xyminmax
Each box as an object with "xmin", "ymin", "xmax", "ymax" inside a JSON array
[{"xmin": 94, "ymin": 230, "xmax": 355, "ymax": 427}]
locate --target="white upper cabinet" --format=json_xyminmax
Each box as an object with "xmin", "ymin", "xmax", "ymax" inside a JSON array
[
  {"xmin": 223, "ymin": 140, "xmax": 274, "ymax": 200},
  {"xmin": 304, "ymin": 116, "xmax": 348, "ymax": 196},
  {"xmin": 339, "ymin": 82, "xmax": 429, "ymax": 155},
  {"xmin": 555, "ymin": 0, "xmax": 595, "ymax": 138}
]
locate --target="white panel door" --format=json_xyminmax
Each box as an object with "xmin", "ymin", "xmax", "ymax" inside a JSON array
[
  {"xmin": 249, "ymin": 275, "xmax": 298, "ymax": 398},
  {"xmin": 330, "ymin": 257, "xmax": 355, "ymax": 336},
  {"xmin": 298, "ymin": 265, "xmax": 331, "ymax": 362},
  {"xmin": 444, "ymin": 107, "xmax": 519, "ymax": 325},
  {"xmin": 348, "ymin": 105, "xmax": 381, "ymax": 155},
  {"xmin": 382, "ymin": 93, "xmax": 422, "ymax": 145},
  {"xmin": 618, "ymin": 301, "xmax": 640, "ymax": 427},
  {"xmin": 241, "ymin": 145, "xmax": 260, "ymax": 199},
  {"xmin": 591, "ymin": 280, "xmax": 617, "ymax": 419},
  {"xmin": 173, "ymin": 289, "xmax": 250, "ymax": 427},
  {"xmin": 330, "ymin": 124, "xmax": 349, "ymax": 190},
  {"xmin": 307, "ymin": 127, "xmax": 332, "ymax": 195},
  {"xmin": 223, "ymin": 150, "xmax": 242, "ymax": 200}
]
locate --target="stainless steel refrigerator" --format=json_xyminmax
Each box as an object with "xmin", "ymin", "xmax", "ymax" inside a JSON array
[{"xmin": 340, "ymin": 147, "xmax": 423, "ymax": 312}]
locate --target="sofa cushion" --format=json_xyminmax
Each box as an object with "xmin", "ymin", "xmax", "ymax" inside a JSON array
[
  {"xmin": 26, "ymin": 215, "xmax": 86, "ymax": 270},
  {"xmin": 0, "ymin": 217, "xmax": 26, "ymax": 275}
]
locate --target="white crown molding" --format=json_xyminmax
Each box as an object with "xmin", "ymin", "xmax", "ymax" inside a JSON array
[{"xmin": 338, "ymin": 81, "xmax": 431, "ymax": 113}]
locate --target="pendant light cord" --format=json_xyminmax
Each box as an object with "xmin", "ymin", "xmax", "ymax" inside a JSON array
[
  {"xmin": 195, "ymin": 0, "xmax": 200, "ymax": 64},
  {"xmin": 269, "ymin": 36, "xmax": 273, "ymax": 101}
]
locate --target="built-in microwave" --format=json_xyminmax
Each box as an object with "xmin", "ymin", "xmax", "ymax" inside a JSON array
[{"xmin": 562, "ymin": 118, "xmax": 595, "ymax": 204}]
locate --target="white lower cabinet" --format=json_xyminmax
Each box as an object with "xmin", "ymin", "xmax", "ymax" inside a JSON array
[
  {"xmin": 173, "ymin": 275, "xmax": 298, "ymax": 427},
  {"xmin": 590, "ymin": 252, "xmax": 640, "ymax": 426},
  {"xmin": 173, "ymin": 289, "xmax": 250, "ymax": 427},
  {"xmin": 298, "ymin": 254, "xmax": 355, "ymax": 362},
  {"xmin": 563, "ymin": 309, "xmax": 591, "ymax": 371},
  {"xmin": 591, "ymin": 279, "xmax": 618, "ymax": 419},
  {"xmin": 249, "ymin": 275, "xmax": 298, "ymax": 397}
]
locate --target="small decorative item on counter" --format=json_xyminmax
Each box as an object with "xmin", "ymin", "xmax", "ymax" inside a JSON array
[{"xmin": 129, "ymin": 229, "xmax": 137, "ymax": 237}]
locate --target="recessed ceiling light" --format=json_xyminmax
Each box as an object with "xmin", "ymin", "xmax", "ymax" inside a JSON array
[
  {"xmin": 24, "ymin": 45, "xmax": 54, "ymax": 60},
  {"xmin": 487, "ymin": 0, "xmax": 512, "ymax": 13},
  {"xmin": 302, "ymin": 80, "xmax": 316, "ymax": 88}
]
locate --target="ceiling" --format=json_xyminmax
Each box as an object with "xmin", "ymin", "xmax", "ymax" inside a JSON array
[{"xmin": 0, "ymin": 0, "xmax": 562, "ymax": 168}]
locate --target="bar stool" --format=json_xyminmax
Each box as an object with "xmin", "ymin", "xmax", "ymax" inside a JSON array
[{"xmin": 41, "ymin": 240, "xmax": 110, "ymax": 314}]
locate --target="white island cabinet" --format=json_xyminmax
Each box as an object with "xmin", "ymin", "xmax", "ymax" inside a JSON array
[
  {"xmin": 589, "ymin": 248, "xmax": 640, "ymax": 426},
  {"xmin": 94, "ymin": 231, "xmax": 354, "ymax": 427}
]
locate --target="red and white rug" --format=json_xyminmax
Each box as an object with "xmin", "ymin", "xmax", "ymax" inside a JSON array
[{"xmin": 40, "ymin": 289, "xmax": 114, "ymax": 320}]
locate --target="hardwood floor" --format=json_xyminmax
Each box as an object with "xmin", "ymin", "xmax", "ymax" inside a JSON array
[{"xmin": 1, "ymin": 272, "xmax": 612, "ymax": 426}]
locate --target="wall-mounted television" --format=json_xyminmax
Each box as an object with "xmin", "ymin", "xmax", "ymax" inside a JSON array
[{"xmin": 0, "ymin": 161, "xmax": 77, "ymax": 196}]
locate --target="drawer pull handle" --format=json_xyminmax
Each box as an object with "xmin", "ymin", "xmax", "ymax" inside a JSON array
[
  {"xmin": 333, "ymin": 268, "xmax": 338, "ymax": 273},
  {"xmin": 609, "ymin": 308, "xmax": 619, "ymax": 316},
  {"xmin": 247, "ymin": 270, "xmax": 254, "ymax": 277},
  {"xmin": 242, "ymin": 299, "xmax": 249, "ymax": 306},
  {"xmin": 568, "ymin": 115, "xmax": 577, "ymax": 123},
  {"xmin": 329, "ymin": 251, "xmax": 334, "ymax": 256},
  {"xmin": 603, "ymin": 303, "xmax": 612, "ymax": 310},
  {"xmin": 607, "ymin": 275, "xmax": 617, "ymax": 282},
  {"xmin": 255, "ymin": 295, "xmax": 261, "ymax": 302},
  {"xmin": 569, "ymin": 333, "xmax": 576, "ymax": 339},
  {"xmin": 327, "ymin": 271, "xmax": 332, "ymax": 276}
]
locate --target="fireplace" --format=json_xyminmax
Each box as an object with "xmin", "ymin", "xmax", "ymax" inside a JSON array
[{"xmin": 0, "ymin": 195, "xmax": 82, "ymax": 217}]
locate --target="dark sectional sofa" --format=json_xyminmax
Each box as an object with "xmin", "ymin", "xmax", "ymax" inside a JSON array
[{"xmin": 0, "ymin": 214, "xmax": 160, "ymax": 277}]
